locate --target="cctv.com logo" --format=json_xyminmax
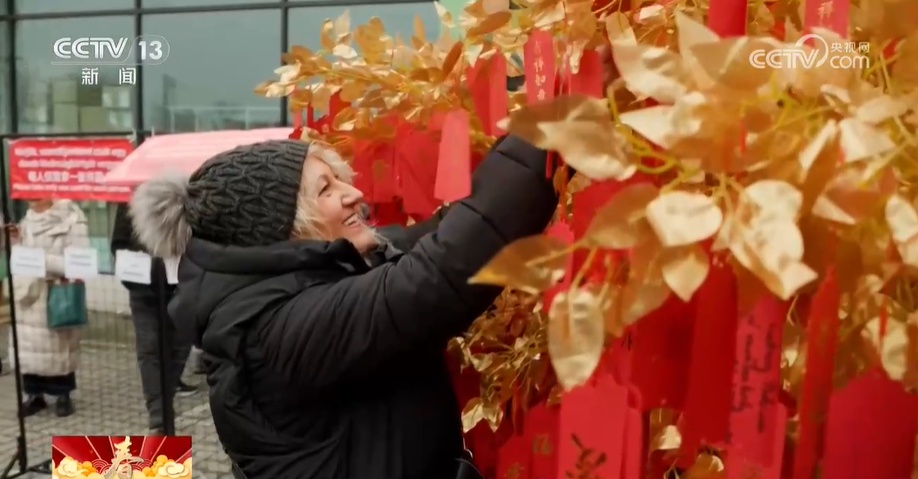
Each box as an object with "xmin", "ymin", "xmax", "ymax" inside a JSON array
[{"xmin": 749, "ymin": 34, "xmax": 870, "ymax": 70}]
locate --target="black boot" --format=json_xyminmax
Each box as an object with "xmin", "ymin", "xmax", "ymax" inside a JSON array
[
  {"xmin": 21, "ymin": 395, "xmax": 47, "ymax": 417},
  {"xmin": 55, "ymin": 395, "xmax": 74, "ymax": 417}
]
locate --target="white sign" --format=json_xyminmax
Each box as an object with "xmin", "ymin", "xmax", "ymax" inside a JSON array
[
  {"xmin": 115, "ymin": 250, "xmax": 152, "ymax": 285},
  {"xmin": 51, "ymin": 35, "xmax": 170, "ymax": 66},
  {"xmin": 164, "ymin": 257, "xmax": 180, "ymax": 285},
  {"xmin": 64, "ymin": 247, "xmax": 99, "ymax": 279},
  {"xmin": 10, "ymin": 246, "xmax": 47, "ymax": 278},
  {"xmin": 749, "ymin": 34, "xmax": 871, "ymax": 70}
]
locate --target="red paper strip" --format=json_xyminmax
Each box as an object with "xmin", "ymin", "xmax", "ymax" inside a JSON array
[
  {"xmin": 558, "ymin": 373, "xmax": 628, "ymax": 478},
  {"xmin": 823, "ymin": 369, "xmax": 918, "ymax": 479},
  {"xmin": 803, "ymin": 0, "xmax": 849, "ymax": 36},
  {"xmin": 524, "ymin": 403, "xmax": 559, "ymax": 479},
  {"xmin": 567, "ymin": 49, "xmax": 604, "ymax": 98},
  {"xmin": 621, "ymin": 386, "xmax": 644, "ymax": 479},
  {"xmin": 707, "ymin": 0, "xmax": 748, "ymax": 37},
  {"xmin": 396, "ymin": 127, "xmax": 440, "ymax": 217},
  {"xmin": 792, "ymin": 268, "xmax": 841, "ymax": 479},
  {"xmin": 724, "ymin": 296, "xmax": 787, "ymax": 478},
  {"xmin": 434, "ymin": 110, "xmax": 472, "ymax": 202},
  {"xmin": 630, "ymin": 296, "xmax": 694, "ymax": 410},
  {"xmin": 496, "ymin": 434, "xmax": 531, "ymax": 479},
  {"xmin": 679, "ymin": 258, "xmax": 738, "ymax": 462},
  {"xmin": 524, "ymin": 30, "xmax": 557, "ymax": 104},
  {"xmin": 468, "ymin": 55, "xmax": 509, "ymax": 136}
]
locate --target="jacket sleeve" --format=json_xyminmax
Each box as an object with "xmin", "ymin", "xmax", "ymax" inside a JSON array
[
  {"xmin": 264, "ymin": 136, "xmax": 559, "ymax": 392},
  {"xmin": 378, "ymin": 205, "xmax": 453, "ymax": 252}
]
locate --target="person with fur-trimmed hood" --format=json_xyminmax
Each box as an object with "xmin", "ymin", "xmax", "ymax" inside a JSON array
[{"xmin": 128, "ymin": 136, "xmax": 562, "ymax": 479}]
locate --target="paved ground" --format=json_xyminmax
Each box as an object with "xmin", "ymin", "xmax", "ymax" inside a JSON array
[{"xmin": 0, "ymin": 312, "xmax": 233, "ymax": 479}]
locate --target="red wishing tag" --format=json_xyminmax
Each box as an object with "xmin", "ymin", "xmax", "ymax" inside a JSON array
[
  {"xmin": 822, "ymin": 369, "xmax": 918, "ymax": 479},
  {"xmin": 568, "ymin": 49, "xmax": 604, "ymax": 98},
  {"xmin": 792, "ymin": 268, "xmax": 841, "ymax": 479},
  {"xmin": 396, "ymin": 130, "xmax": 439, "ymax": 217},
  {"xmin": 558, "ymin": 373, "xmax": 628, "ymax": 478},
  {"xmin": 621, "ymin": 387, "xmax": 644, "ymax": 479},
  {"xmin": 707, "ymin": 0, "xmax": 749, "ymax": 37},
  {"xmin": 724, "ymin": 296, "xmax": 787, "ymax": 478},
  {"xmin": 631, "ymin": 296, "xmax": 695, "ymax": 410},
  {"xmin": 496, "ymin": 434, "xmax": 530, "ymax": 479},
  {"xmin": 524, "ymin": 30, "xmax": 556, "ymax": 104},
  {"xmin": 524, "ymin": 403, "xmax": 559, "ymax": 479},
  {"xmin": 468, "ymin": 55, "xmax": 509, "ymax": 136},
  {"xmin": 679, "ymin": 259, "xmax": 738, "ymax": 462},
  {"xmin": 803, "ymin": 0, "xmax": 850, "ymax": 36},
  {"xmin": 434, "ymin": 110, "xmax": 472, "ymax": 202}
]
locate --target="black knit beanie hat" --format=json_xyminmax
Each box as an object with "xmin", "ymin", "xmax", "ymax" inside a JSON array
[{"xmin": 128, "ymin": 139, "xmax": 311, "ymax": 257}]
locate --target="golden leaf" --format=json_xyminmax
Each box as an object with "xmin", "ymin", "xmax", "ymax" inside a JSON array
[
  {"xmin": 838, "ymin": 118, "xmax": 896, "ymax": 163},
  {"xmin": 441, "ymin": 41, "xmax": 464, "ymax": 76},
  {"xmin": 482, "ymin": 0, "xmax": 509, "ymax": 14},
  {"xmin": 547, "ymin": 288, "xmax": 605, "ymax": 390},
  {"xmin": 620, "ymin": 238, "xmax": 670, "ymax": 324},
  {"xmin": 461, "ymin": 397, "xmax": 503, "ymax": 432},
  {"xmin": 660, "ymin": 244, "xmax": 710, "ymax": 301},
  {"xmin": 498, "ymin": 95, "xmax": 635, "ymax": 180},
  {"xmin": 583, "ymin": 183, "xmax": 658, "ymax": 249},
  {"xmin": 650, "ymin": 425, "xmax": 682, "ymax": 451},
  {"xmin": 611, "ymin": 44, "xmax": 688, "ymax": 103},
  {"xmin": 885, "ymin": 194, "xmax": 918, "ymax": 268},
  {"xmin": 466, "ymin": 11, "xmax": 512, "ymax": 37},
  {"xmin": 645, "ymin": 191, "xmax": 723, "ymax": 247},
  {"xmin": 469, "ymin": 235, "xmax": 569, "ymax": 294},
  {"xmin": 320, "ymin": 19, "xmax": 336, "ymax": 51},
  {"xmin": 605, "ymin": 12, "xmax": 636, "ymax": 45}
]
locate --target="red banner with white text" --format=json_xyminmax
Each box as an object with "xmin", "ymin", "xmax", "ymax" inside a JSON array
[{"xmin": 7, "ymin": 138, "xmax": 134, "ymax": 202}]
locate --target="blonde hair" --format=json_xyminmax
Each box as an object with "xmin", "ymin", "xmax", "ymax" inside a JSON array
[{"xmin": 291, "ymin": 144, "xmax": 355, "ymax": 240}]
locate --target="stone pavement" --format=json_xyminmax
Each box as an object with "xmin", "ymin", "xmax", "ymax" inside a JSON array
[{"xmin": 0, "ymin": 314, "xmax": 233, "ymax": 479}]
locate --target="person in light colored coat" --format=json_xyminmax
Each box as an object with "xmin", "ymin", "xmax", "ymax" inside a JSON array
[{"xmin": 13, "ymin": 199, "xmax": 90, "ymax": 417}]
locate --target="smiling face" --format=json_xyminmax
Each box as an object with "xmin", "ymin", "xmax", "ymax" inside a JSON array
[{"xmin": 294, "ymin": 152, "xmax": 377, "ymax": 253}]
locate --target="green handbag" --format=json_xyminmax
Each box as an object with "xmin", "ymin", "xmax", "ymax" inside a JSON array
[{"xmin": 47, "ymin": 281, "xmax": 88, "ymax": 329}]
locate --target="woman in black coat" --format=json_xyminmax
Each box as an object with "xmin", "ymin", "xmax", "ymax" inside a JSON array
[{"xmin": 128, "ymin": 135, "xmax": 560, "ymax": 479}]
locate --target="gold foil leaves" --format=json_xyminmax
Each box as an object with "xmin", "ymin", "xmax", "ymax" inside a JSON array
[
  {"xmin": 498, "ymin": 95, "xmax": 636, "ymax": 180},
  {"xmin": 548, "ymin": 288, "xmax": 605, "ymax": 390}
]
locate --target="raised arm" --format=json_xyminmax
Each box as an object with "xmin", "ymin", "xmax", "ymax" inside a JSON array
[{"xmin": 264, "ymin": 136, "xmax": 559, "ymax": 391}]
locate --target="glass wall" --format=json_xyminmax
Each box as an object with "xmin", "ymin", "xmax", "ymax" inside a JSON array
[
  {"xmin": 15, "ymin": 17, "xmax": 135, "ymax": 134},
  {"xmin": 14, "ymin": 0, "xmax": 132, "ymax": 14},
  {"xmin": 142, "ymin": 10, "xmax": 283, "ymax": 132}
]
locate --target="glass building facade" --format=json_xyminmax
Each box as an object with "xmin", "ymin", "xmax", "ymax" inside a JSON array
[{"xmin": 0, "ymin": 0, "xmax": 440, "ymax": 252}]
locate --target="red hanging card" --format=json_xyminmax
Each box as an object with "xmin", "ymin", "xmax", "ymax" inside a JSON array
[
  {"xmin": 368, "ymin": 201, "xmax": 407, "ymax": 227},
  {"xmin": 496, "ymin": 433, "xmax": 531, "ymax": 479},
  {"xmin": 396, "ymin": 129, "xmax": 439, "ymax": 217},
  {"xmin": 558, "ymin": 373, "xmax": 628, "ymax": 478},
  {"xmin": 724, "ymin": 296, "xmax": 787, "ymax": 479},
  {"xmin": 621, "ymin": 386, "xmax": 644, "ymax": 479},
  {"xmin": 679, "ymin": 258, "xmax": 738, "ymax": 463},
  {"xmin": 567, "ymin": 49, "xmax": 604, "ymax": 98},
  {"xmin": 434, "ymin": 110, "xmax": 472, "ymax": 202},
  {"xmin": 707, "ymin": 0, "xmax": 749, "ymax": 37},
  {"xmin": 524, "ymin": 403, "xmax": 559, "ymax": 479},
  {"xmin": 524, "ymin": 30, "xmax": 557, "ymax": 104},
  {"xmin": 792, "ymin": 268, "xmax": 841, "ymax": 479},
  {"xmin": 822, "ymin": 369, "xmax": 918, "ymax": 479},
  {"xmin": 468, "ymin": 55, "xmax": 509, "ymax": 136},
  {"xmin": 803, "ymin": 0, "xmax": 849, "ymax": 36},
  {"xmin": 630, "ymin": 296, "xmax": 695, "ymax": 410}
]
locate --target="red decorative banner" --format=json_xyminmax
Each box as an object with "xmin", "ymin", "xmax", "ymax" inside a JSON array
[
  {"xmin": 52, "ymin": 435, "xmax": 192, "ymax": 477},
  {"xmin": 8, "ymin": 138, "xmax": 134, "ymax": 203}
]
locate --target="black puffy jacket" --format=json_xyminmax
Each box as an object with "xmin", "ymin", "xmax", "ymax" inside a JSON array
[{"xmin": 170, "ymin": 136, "xmax": 558, "ymax": 479}]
